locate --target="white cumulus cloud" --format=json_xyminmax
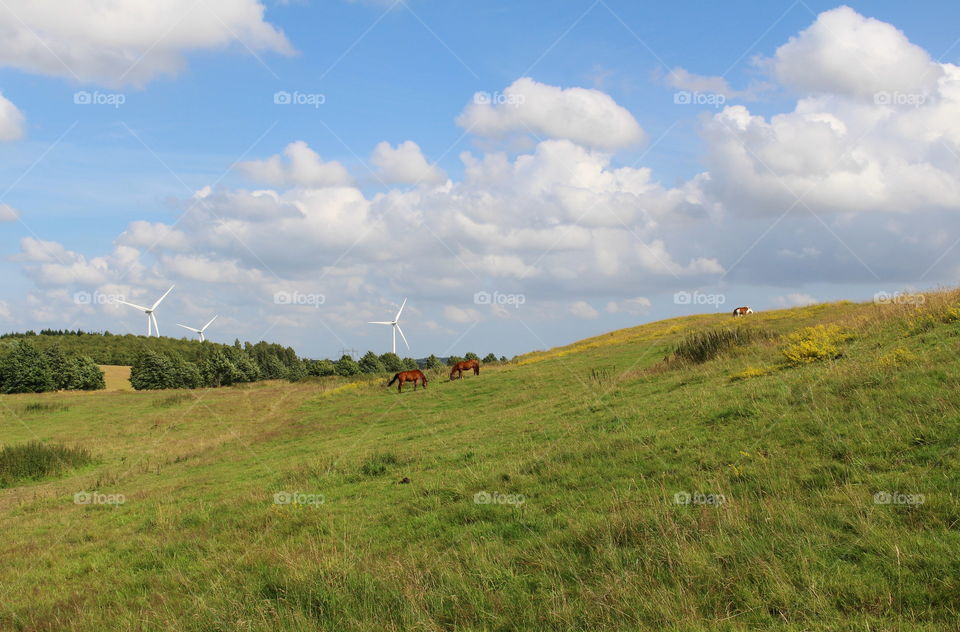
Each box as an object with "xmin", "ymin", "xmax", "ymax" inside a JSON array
[
  {"xmin": 0, "ymin": 0, "xmax": 293, "ymax": 87},
  {"xmin": 371, "ymin": 140, "xmax": 446, "ymax": 185},
  {"xmin": 236, "ymin": 141, "xmax": 353, "ymax": 188},
  {"xmin": 457, "ymin": 77, "xmax": 646, "ymax": 150},
  {"xmin": 0, "ymin": 93, "xmax": 24, "ymax": 141}
]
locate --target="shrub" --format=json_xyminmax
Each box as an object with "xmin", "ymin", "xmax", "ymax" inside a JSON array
[
  {"xmin": 286, "ymin": 360, "xmax": 308, "ymax": 382},
  {"xmin": 446, "ymin": 355, "xmax": 464, "ymax": 366},
  {"xmin": 0, "ymin": 441, "xmax": 93, "ymax": 488},
  {"xmin": 334, "ymin": 355, "xmax": 361, "ymax": 377},
  {"xmin": 781, "ymin": 325, "xmax": 852, "ymax": 366},
  {"xmin": 483, "ymin": 353, "xmax": 497, "ymax": 364},
  {"xmin": 308, "ymin": 359, "xmax": 336, "ymax": 377},
  {"xmin": 464, "ymin": 352, "xmax": 479, "ymax": 361},
  {"xmin": 673, "ymin": 326, "xmax": 773, "ymax": 364},
  {"xmin": 358, "ymin": 351, "xmax": 385, "ymax": 374},
  {"xmin": 379, "ymin": 352, "xmax": 403, "ymax": 373},
  {"xmin": 879, "ymin": 347, "xmax": 917, "ymax": 367},
  {"xmin": 729, "ymin": 366, "xmax": 772, "ymax": 381},
  {"xmin": 424, "ymin": 355, "xmax": 444, "ymax": 370},
  {"xmin": 401, "ymin": 357, "xmax": 418, "ymax": 370}
]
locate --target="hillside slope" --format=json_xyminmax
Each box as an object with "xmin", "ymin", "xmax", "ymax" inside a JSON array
[{"xmin": 1, "ymin": 293, "xmax": 958, "ymax": 631}]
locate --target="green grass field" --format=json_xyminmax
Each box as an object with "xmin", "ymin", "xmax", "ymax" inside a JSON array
[{"xmin": 2, "ymin": 292, "xmax": 959, "ymax": 631}]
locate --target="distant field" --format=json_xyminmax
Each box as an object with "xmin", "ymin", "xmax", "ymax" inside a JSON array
[
  {"xmin": 2, "ymin": 292, "xmax": 959, "ymax": 631},
  {"xmin": 99, "ymin": 365, "xmax": 132, "ymax": 391}
]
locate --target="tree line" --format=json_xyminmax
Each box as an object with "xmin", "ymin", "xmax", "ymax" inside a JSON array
[
  {"xmin": 0, "ymin": 341, "xmax": 105, "ymax": 393},
  {"xmin": 0, "ymin": 330, "xmax": 509, "ymax": 392}
]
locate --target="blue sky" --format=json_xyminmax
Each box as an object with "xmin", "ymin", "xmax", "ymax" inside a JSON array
[{"xmin": 2, "ymin": 1, "xmax": 960, "ymax": 359}]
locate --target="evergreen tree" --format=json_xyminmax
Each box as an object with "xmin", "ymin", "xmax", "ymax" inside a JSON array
[
  {"xmin": 233, "ymin": 354, "xmax": 261, "ymax": 382},
  {"xmin": 464, "ymin": 352, "xmax": 479, "ymax": 361},
  {"xmin": 198, "ymin": 349, "xmax": 243, "ymax": 387},
  {"xmin": 64, "ymin": 356, "xmax": 106, "ymax": 390},
  {"xmin": 358, "ymin": 351, "xmax": 385, "ymax": 373},
  {"xmin": 379, "ymin": 352, "xmax": 403, "ymax": 373},
  {"xmin": 424, "ymin": 354, "xmax": 444, "ymax": 370},
  {"xmin": 286, "ymin": 360, "xmax": 308, "ymax": 382},
  {"xmin": 43, "ymin": 345, "xmax": 71, "ymax": 390},
  {"xmin": 401, "ymin": 357, "xmax": 419, "ymax": 370},
  {"xmin": 334, "ymin": 354, "xmax": 361, "ymax": 377},
  {"xmin": 500, "ymin": 356, "xmax": 508, "ymax": 363},
  {"xmin": 0, "ymin": 340, "xmax": 55, "ymax": 393},
  {"xmin": 130, "ymin": 351, "xmax": 175, "ymax": 390},
  {"xmin": 483, "ymin": 353, "xmax": 497, "ymax": 364},
  {"xmin": 446, "ymin": 355, "xmax": 464, "ymax": 366},
  {"xmin": 260, "ymin": 355, "xmax": 288, "ymax": 380},
  {"xmin": 168, "ymin": 355, "xmax": 201, "ymax": 389}
]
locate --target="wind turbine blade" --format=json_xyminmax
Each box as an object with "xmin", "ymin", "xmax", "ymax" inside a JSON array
[
  {"xmin": 202, "ymin": 315, "xmax": 218, "ymax": 331},
  {"xmin": 116, "ymin": 299, "xmax": 150, "ymax": 312},
  {"xmin": 177, "ymin": 324, "xmax": 200, "ymax": 333},
  {"xmin": 395, "ymin": 323, "xmax": 410, "ymax": 350},
  {"xmin": 151, "ymin": 313, "xmax": 160, "ymax": 337},
  {"xmin": 368, "ymin": 321, "xmax": 393, "ymax": 325},
  {"xmin": 151, "ymin": 285, "xmax": 175, "ymax": 310},
  {"xmin": 395, "ymin": 297, "xmax": 407, "ymax": 322}
]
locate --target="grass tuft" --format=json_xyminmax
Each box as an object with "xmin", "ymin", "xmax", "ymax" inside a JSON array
[
  {"xmin": 0, "ymin": 441, "xmax": 92, "ymax": 487},
  {"xmin": 19, "ymin": 402, "xmax": 69, "ymax": 414},
  {"xmin": 673, "ymin": 326, "xmax": 773, "ymax": 364}
]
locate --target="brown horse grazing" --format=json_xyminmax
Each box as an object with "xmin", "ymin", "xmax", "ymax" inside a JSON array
[
  {"xmin": 449, "ymin": 359, "xmax": 480, "ymax": 380},
  {"xmin": 387, "ymin": 370, "xmax": 428, "ymax": 392}
]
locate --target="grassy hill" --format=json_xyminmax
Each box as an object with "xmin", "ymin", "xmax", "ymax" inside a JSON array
[{"xmin": 1, "ymin": 291, "xmax": 958, "ymax": 630}]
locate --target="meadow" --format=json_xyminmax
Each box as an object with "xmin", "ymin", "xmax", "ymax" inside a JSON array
[{"xmin": 1, "ymin": 291, "xmax": 958, "ymax": 631}]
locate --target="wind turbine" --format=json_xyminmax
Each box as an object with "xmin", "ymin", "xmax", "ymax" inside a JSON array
[
  {"xmin": 115, "ymin": 285, "xmax": 174, "ymax": 337},
  {"xmin": 177, "ymin": 315, "xmax": 218, "ymax": 342},
  {"xmin": 368, "ymin": 298, "xmax": 409, "ymax": 354}
]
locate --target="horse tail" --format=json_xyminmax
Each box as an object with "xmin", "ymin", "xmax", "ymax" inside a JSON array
[{"xmin": 387, "ymin": 373, "xmax": 399, "ymax": 387}]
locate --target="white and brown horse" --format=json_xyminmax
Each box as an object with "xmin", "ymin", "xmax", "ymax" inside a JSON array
[{"xmin": 732, "ymin": 306, "xmax": 753, "ymax": 317}]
